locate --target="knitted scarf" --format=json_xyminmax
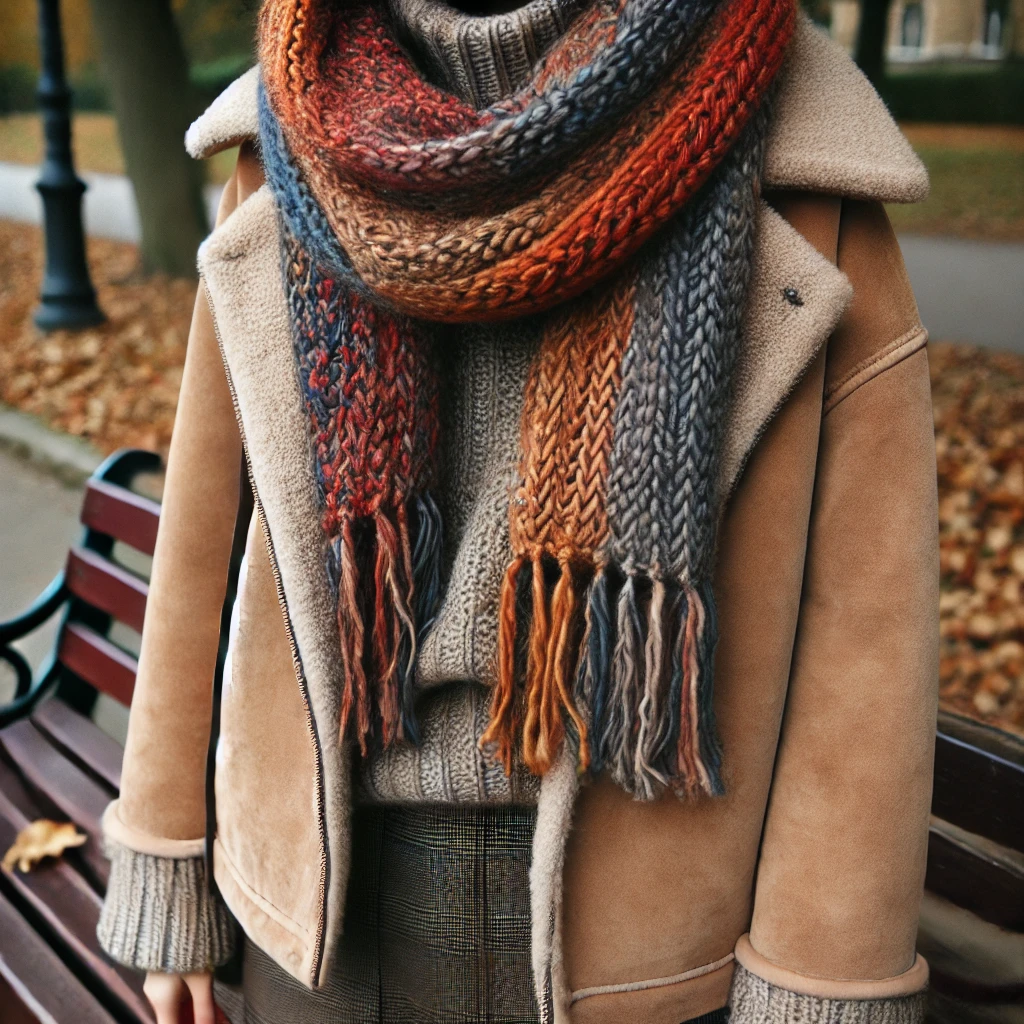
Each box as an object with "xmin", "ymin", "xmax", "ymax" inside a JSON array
[{"xmin": 258, "ymin": 0, "xmax": 795, "ymax": 800}]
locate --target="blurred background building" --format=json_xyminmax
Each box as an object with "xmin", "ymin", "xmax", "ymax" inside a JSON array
[{"xmin": 832, "ymin": 0, "xmax": 1024, "ymax": 61}]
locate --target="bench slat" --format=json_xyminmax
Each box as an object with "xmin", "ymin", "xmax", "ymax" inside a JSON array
[
  {"xmin": 80, "ymin": 479, "xmax": 161, "ymax": 556},
  {"xmin": 932, "ymin": 718, "xmax": 1024, "ymax": 854},
  {"xmin": 926, "ymin": 823, "xmax": 1024, "ymax": 932},
  {"xmin": 32, "ymin": 700, "xmax": 123, "ymax": 794},
  {"xmin": 0, "ymin": 720, "xmax": 111, "ymax": 889},
  {"xmin": 65, "ymin": 547, "xmax": 149, "ymax": 635},
  {"xmin": 0, "ymin": 890, "xmax": 118, "ymax": 1024},
  {"xmin": 58, "ymin": 623, "xmax": 137, "ymax": 707},
  {"xmin": 0, "ymin": 786, "xmax": 153, "ymax": 1023}
]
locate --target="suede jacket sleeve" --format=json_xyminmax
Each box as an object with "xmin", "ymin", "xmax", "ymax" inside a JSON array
[
  {"xmin": 97, "ymin": 145, "xmax": 265, "ymax": 973},
  {"xmin": 731, "ymin": 200, "xmax": 938, "ymax": 1021}
]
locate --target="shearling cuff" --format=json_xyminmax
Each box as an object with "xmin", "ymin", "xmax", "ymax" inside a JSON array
[
  {"xmin": 729, "ymin": 962, "xmax": 926, "ymax": 1024},
  {"xmin": 97, "ymin": 840, "xmax": 237, "ymax": 973}
]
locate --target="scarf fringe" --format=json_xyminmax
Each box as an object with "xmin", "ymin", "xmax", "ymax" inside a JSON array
[
  {"xmin": 482, "ymin": 557, "xmax": 723, "ymax": 801},
  {"xmin": 335, "ymin": 494, "xmax": 443, "ymax": 753}
]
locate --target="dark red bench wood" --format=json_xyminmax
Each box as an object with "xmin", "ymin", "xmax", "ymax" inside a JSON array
[
  {"xmin": 0, "ymin": 889, "xmax": 119, "ymax": 1024},
  {"xmin": 0, "ymin": 447, "xmax": 250, "ymax": 1024},
  {"xmin": 31, "ymin": 697, "xmax": 123, "ymax": 793},
  {"xmin": 0, "ymin": 449, "xmax": 163, "ymax": 1024},
  {"xmin": 925, "ymin": 710, "xmax": 1024, "ymax": 1009},
  {"xmin": 80, "ymin": 477, "xmax": 160, "ymax": 556},
  {"xmin": 0, "ymin": 757, "xmax": 149, "ymax": 1019}
]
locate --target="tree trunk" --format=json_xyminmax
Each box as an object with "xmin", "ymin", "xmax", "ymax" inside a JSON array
[
  {"xmin": 87, "ymin": 0, "xmax": 207, "ymax": 277},
  {"xmin": 855, "ymin": 0, "xmax": 894, "ymax": 87}
]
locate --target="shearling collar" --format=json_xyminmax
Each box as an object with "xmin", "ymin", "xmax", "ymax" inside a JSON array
[{"xmin": 185, "ymin": 13, "xmax": 927, "ymax": 206}]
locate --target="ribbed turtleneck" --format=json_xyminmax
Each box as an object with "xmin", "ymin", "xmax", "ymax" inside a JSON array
[{"xmin": 387, "ymin": 0, "xmax": 582, "ymax": 107}]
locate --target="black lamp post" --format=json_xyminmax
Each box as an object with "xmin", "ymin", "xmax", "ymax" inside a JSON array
[{"xmin": 34, "ymin": 0, "xmax": 104, "ymax": 331}]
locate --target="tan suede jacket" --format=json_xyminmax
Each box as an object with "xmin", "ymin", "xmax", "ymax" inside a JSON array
[{"xmin": 98, "ymin": 17, "xmax": 939, "ymax": 1024}]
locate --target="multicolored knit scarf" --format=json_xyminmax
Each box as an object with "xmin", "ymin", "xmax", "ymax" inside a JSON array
[{"xmin": 258, "ymin": 0, "xmax": 795, "ymax": 799}]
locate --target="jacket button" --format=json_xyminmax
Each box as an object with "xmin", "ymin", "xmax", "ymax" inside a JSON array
[{"xmin": 782, "ymin": 286, "xmax": 804, "ymax": 307}]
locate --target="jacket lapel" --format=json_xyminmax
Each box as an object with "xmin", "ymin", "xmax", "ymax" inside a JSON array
[
  {"xmin": 721, "ymin": 201, "xmax": 853, "ymax": 497},
  {"xmin": 198, "ymin": 186, "xmax": 351, "ymax": 987}
]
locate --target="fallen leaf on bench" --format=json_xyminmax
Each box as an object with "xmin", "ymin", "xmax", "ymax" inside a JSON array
[{"xmin": 2, "ymin": 820, "xmax": 87, "ymax": 873}]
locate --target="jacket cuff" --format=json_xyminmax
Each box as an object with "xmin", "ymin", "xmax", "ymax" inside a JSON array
[
  {"xmin": 729, "ymin": 935, "xmax": 927, "ymax": 1023},
  {"xmin": 97, "ymin": 838, "xmax": 237, "ymax": 973}
]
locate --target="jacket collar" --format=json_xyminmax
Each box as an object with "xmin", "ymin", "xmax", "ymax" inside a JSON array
[{"xmin": 186, "ymin": 14, "xmax": 927, "ymax": 205}]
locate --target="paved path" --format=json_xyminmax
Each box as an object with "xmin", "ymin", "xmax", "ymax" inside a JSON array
[
  {"xmin": 0, "ymin": 160, "xmax": 222, "ymax": 243},
  {"xmin": 0, "ymin": 450, "xmax": 82, "ymax": 689},
  {"xmin": 0, "ymin": 449, "xmax": 129, "ymax": 741},
  {"xmin": 899, "ymin": 235, "xmax": 1024, "ymax": 353},
  {"xmin": 3, "ymin": 160, "xmax": 1023, "ymax": 351}
]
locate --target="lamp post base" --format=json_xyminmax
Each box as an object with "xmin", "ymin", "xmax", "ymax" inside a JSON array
[{"xmin": 33, "ymin": 297, "xmax": 106, "ymax": 332}]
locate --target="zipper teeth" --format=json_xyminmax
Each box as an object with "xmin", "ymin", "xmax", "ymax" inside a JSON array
[{"xmin": 204, "ymin": 279, "xmax": 328, "ymax": 986}]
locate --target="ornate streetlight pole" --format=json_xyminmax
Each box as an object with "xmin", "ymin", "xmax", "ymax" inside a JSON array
[{"xmin": 34, "ymin": 0, "xmax": 104, "ymax": 331}]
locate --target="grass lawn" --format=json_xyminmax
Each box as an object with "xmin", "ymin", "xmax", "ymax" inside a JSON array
[
  {"xmin": 1, "ymin": 114, "xmax": 1021, "ymax": 239},
  {"xmin": 0, "ymin": 112, "xmax": 237, "ymax": 184},
  {"xmin": 891, "ymin": 124, "xmax": 1024, "ymax": 241}
]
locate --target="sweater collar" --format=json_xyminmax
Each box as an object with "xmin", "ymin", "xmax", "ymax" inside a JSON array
[{"xmin": 386, "ymin": 0, "xmax": 583, "ymax": 107}]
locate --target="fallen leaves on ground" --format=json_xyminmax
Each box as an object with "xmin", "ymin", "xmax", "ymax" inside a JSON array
[
  {"xmin": 2, "ymin": 819, "xmax": 87, "ymax": 873},
  {"xmin": 932, "ymin": 342, "xmax": 1024, "ymax": 736},
  {"xmin": 1, "ymin": 222, "xmax": 1022, "ymax": 735},
  {"xmin": 0, "ymin": 220, "xmax": 193, "ymax": 457}
]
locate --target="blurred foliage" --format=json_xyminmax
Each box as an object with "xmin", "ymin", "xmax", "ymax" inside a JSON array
[
  {"xmin": 172, "ymin": 0, "xmax": 258, "ymax": 67},
  {"xmin": 880, "ymin": 61, "xmax": 1024, "ymax": 125},
  {"xmin": 0, "ymin": 0, "xmax": 257, "ymax": 113},
  {"xmin": 0, "ymin": 0, "xmax": 98, "ymax": 73},
  {"xmin": 800, "ymin": 0, "xmax": 833, "ymax": 24},
  {"xmin": 0, "ymin": 111, "xmax": 239, "ymax": 183}
]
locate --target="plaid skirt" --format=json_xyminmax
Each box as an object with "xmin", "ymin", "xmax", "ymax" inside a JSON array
[{"xmin": 237, "ymin": 804, "xmax": 539, "ymax": 1024}]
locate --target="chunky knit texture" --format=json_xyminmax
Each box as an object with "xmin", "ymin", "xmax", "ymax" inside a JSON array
[
  {"xmin": 729, "ymin": 963, "xmax": 927, "ymax": 1024},
  {"xmin": 98, "ymin": 841, "xmax": 237, "ymax": 973},
  {"xmin": 258, "ymin": 0, "xmax": 795, "ymax": 798}
]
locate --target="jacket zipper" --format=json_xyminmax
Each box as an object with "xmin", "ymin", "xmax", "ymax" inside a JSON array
[{"xmin": 204, "ymin": 279, "xmax": 328, "ymax": 987}]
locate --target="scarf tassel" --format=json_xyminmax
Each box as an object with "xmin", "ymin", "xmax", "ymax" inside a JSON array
[
  {"xmin": 336, "ymin": 494, "xmax": 443, "ymax": 753},
  {"xmin": 483, "ymin": 559, "xmax": 724, "ymax": 801}
]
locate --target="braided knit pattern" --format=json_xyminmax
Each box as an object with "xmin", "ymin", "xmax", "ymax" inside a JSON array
[
  {"xmin": 259, "ymin": 0, "xmax": 795, "ymax": 321},
  {"xmin": 607, "ymin": 115, "xmax": 765, "ymax": 580},
  {"xmin": 259, "ymin": 0, "xmax": 791, "ymax": 793},
  {"xmin": 285, "ymin": 231, "xmax": 441, "ymax": 753}
]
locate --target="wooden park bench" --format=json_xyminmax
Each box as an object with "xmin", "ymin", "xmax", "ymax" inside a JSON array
[
  {"xmin": 920, "ymin": 711, "xmax": 1024, "ymax": 1020},
  {"xmin": 0, "ymin": 448, "xmax": 1020, "ymax": 1023},
  {"xmin": 0, "ymin": 448, "xmax": 249, "ymax": 1024}
]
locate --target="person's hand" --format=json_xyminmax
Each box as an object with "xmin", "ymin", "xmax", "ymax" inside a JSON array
[{"xmin": 143, "ymin": 971, "xmax": 215, "ymax": 1024}]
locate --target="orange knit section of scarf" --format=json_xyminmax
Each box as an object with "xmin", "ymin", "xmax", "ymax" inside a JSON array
[
  {"xmin": 260, "ymin": 0, "xmax": 795, "ymax": 323},
  {"xmin": 482, "ymin": 278, "xmax": 634, "ymax": 775}
]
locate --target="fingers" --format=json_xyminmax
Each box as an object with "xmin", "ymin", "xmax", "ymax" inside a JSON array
[
  {"xmin": 184, "ymin": 972, "xmax": 217, "ymax": 1024},
  {"xmin": 143, "ymin": 972, "xmax": 186, "ymax": 1024}
]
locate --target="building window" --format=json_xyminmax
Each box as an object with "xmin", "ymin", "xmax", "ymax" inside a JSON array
[
  {"xmin": 901, "ymin": 1, "xmax": 924, "ymax": 50},
  {"xmin": 985, "ymin": 5, "xmax": 1003, "ymax": 50}
]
